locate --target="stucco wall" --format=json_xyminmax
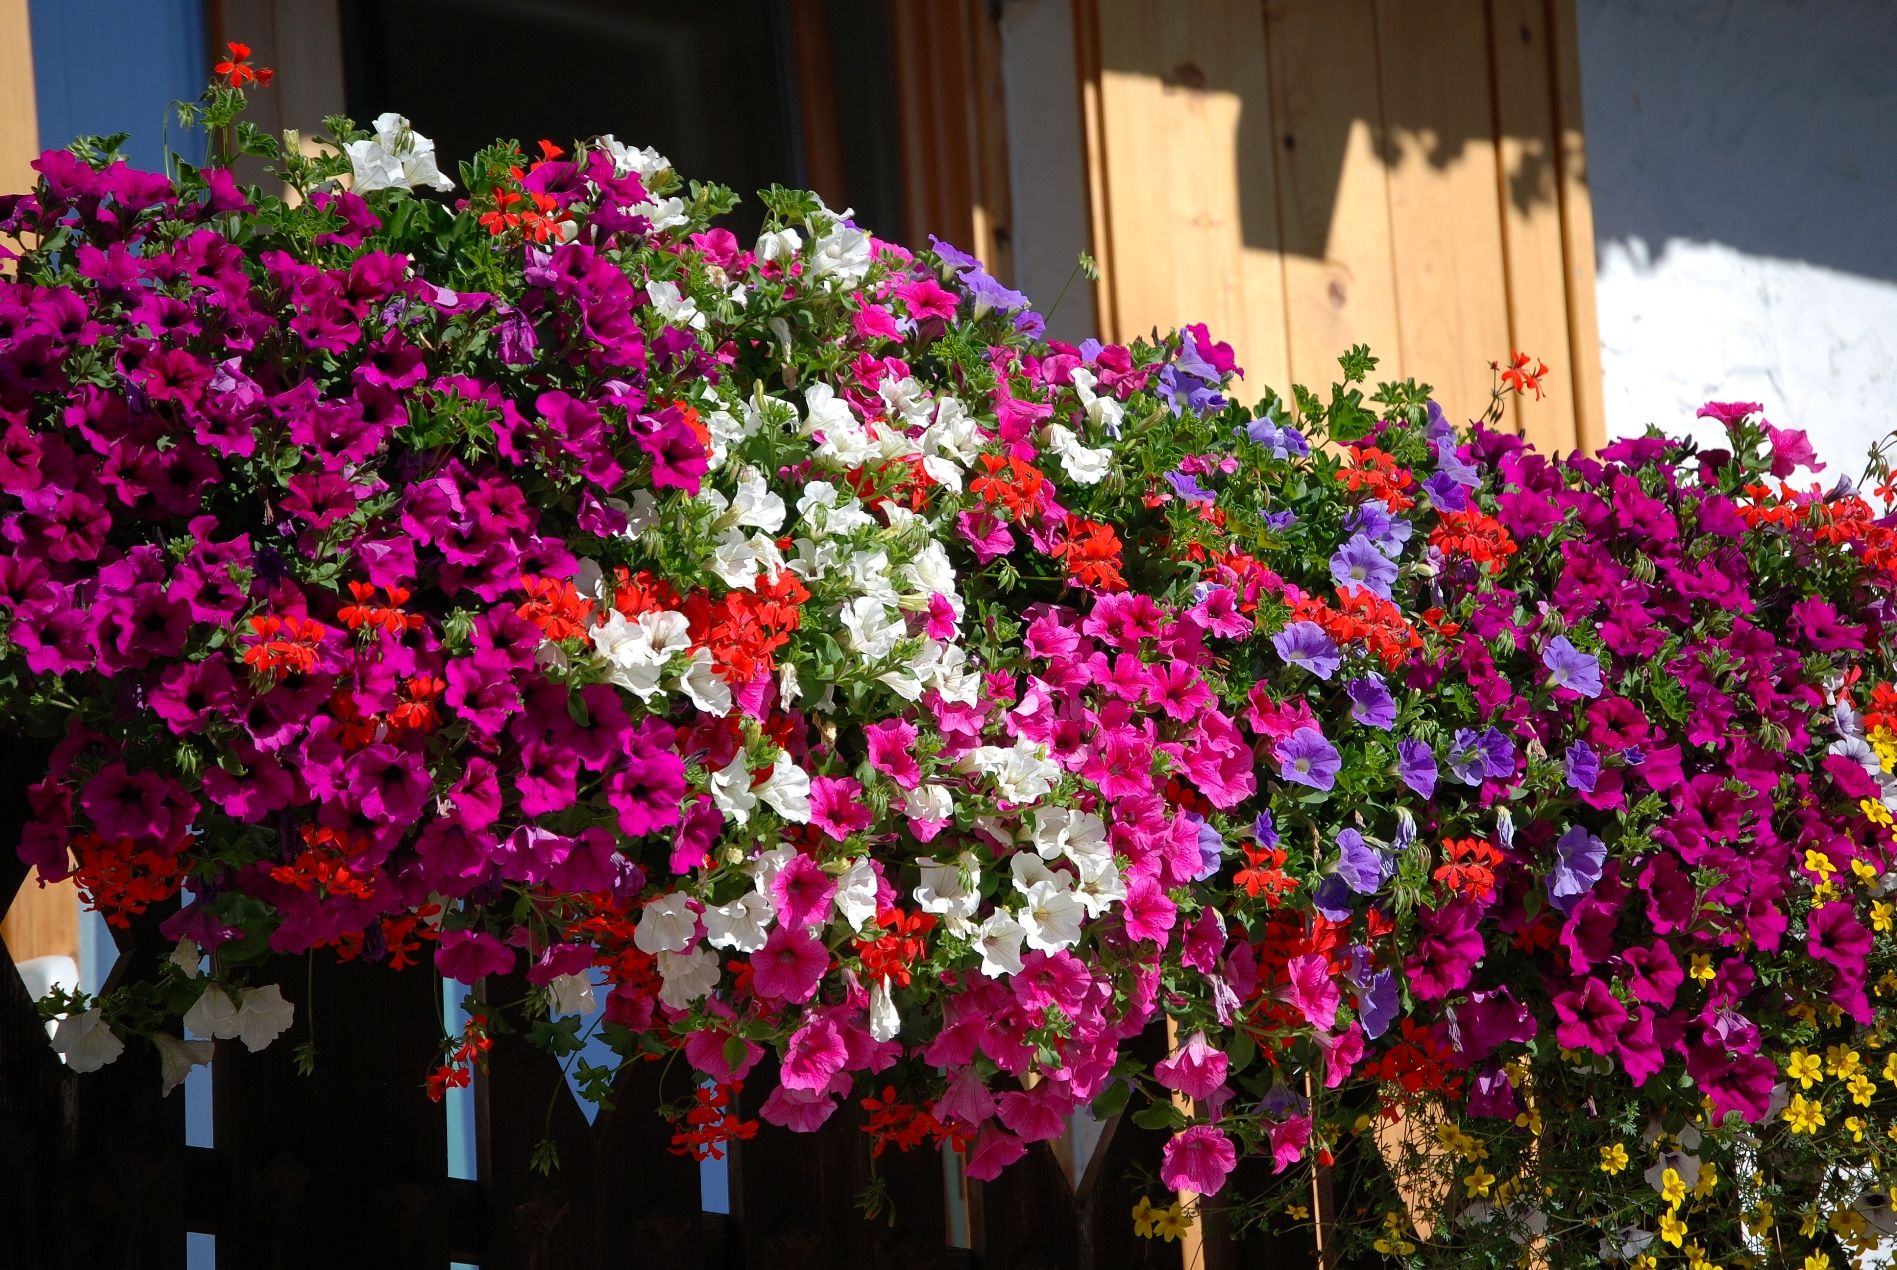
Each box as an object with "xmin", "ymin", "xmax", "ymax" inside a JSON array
[{"xmin": 1576, "ymin": 0, "xmax": 1897, "ymax": 472}]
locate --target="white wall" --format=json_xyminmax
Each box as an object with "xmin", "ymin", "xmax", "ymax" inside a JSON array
[{"xmin": 1576, "ymin": 0, "xmax": 1897, "ymax": 473}]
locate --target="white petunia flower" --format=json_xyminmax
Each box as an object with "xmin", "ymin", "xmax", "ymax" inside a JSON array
[
  {"xmin": 811, "ymin": 225, "xmax": 873, "ymax": 285},
  {"xmin": 679, "ymin": 649, "xmax": 733, "ymax": 717},
  {"xmin": 231, "ymin": 984, "xmax": 295, "ymax": 1053},
  {"xmin": 53, "ymin": 1006, "xmax": 125, "ymax": 1072},
  {"xmin": 169, "ymin": 937, "xmax": 203, "ymax": 978},
  {"xmin": 868, "ymin": 976, "xmax": 901, "ymax": 1042},
  {"xmin": 1020, "ymin": 880, "xmax": 1085, "ymax": 952},
  {"xmin": 755, "ymin": 755, "xmax": 812, "ymax": 823},
  {"xmin": 598, "ymin": 135, "xmax": 671, "ymax": 180},
  {"xmin": 904, "ymin": 783, "xmax": 952, "ymax": 822},
  {"xmin": 182, "ymin": 984, "xmax": 240, "ymax": 1041},
  {"xmin": 548, "ymin": 972, "xmax": 597, "ymax": 1017},
  {"xmin": 731, "ymin": 468, "xmax": 787, "ymax": 533},
  {"xmin": 645, "ymin": 279, "xmax": 706, "ymax": 331},
  {"xmin": 711, "ymin": 757, "xmax": 758, "ymax": 825},
  {"xmin": 756, "ymin": 227, "xmax": 803, "ymax": 263},
  {"xmin": 152, "ymin": 1031, "xmax": 213, "ymax": 1097},
  {"xmin": 1043, "ymin": 422, "xmax": 1112, "ymax": 484},
  {"xmin": 656, "ymin": 947, "xmax": 721, "ymax": 1009},
  {"xmin": 975, "ymin": 911, "xmax": 1027, "ymax": 978},
  {"xmin": 840, "ymin": 597, "xmax": 905, "ymax": 660},
  {"xmin": 704, "ymin": 892, "xmax": 773, "ymax": 952},
  {"xmin": 344, "ymin": 113, "xmax": 455, "ymax": 193},
  {"xmin": 634, "ymin": 892, "xmax": 699, "ymax": 954},
  {"xmin": 834, "ymin": 859, "xmax": 880, "ymax": 932}
]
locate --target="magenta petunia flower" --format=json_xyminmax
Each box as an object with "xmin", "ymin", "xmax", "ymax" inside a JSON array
[
  {"xmin": 808, "ymin": 775, "xmax": 873, "ymax": 841},
  {"xmin": 435, "ymin": 929, "xmax": 514, "ymax": 984},
  {"xmin": 778, "ymin": 1014, "xmax": 849, "ymax": 1091},
  {"xmin": 1155, "ymin": 1031, "xmax": 1229, "ymax": 1101},
  {"xmin": 1160, "ymin": 1124, "xmax": 1237, "ymax": 1197},
  {"xmin": 750, "ymin": 926, "xmax": 828, "ymax": 1004}
]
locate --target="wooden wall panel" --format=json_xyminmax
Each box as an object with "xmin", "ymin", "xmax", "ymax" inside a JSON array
[
  {"xmin": 1070, "ymin": 0, "xmax": 1600, "ymax": 454},
  {"xmin": 1489, "ymin": 0, "xmax": 1582, "ymax": 451},
  {"xmin": 1551, "ymin": 0, "xmax": 1608, "ymax": 453},
  {"xmin": 1263, "ymin": 0, "xmax": 1402, "ymax": 394},
  {"xmin": 1376, "ymin": 0, "xmax": 1514, "ymax": 425},
  {"xmin": 0, "ymin": 0, "xmax": 36, "ymax": 192},
  {"xmin": 1084, "ymin": 0, "xmax": 1291, "ymax": 392},
  {"xmin": 891, "ymin": 0, "xmax": 1015, "ymax": 282}
]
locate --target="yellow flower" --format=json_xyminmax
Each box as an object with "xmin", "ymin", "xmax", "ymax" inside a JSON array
[
  {"xmin": 1131, "ymin": 1196, "xmax": 1158, "ymax": 1239},
  {"xmin": 1863, "ymin": 798, "xmax": 1894, "ymax": 827},
  {"xmin": 1693, "ymin": 1161, "xmax": 1719, "ymax": 1198},
  {"xmin": 1783, "ymin": 1094, "xmax": 1826, "ymax": 1134},
  {"xmin": 1154, "ymin": 1201, "xmax": 1189, "ymax": 1243},
  {"xmin": 1463, "ymin": 1165, "xmax": 1496, "ymax": 1198},
  {"xmin": 1600, "ymin": 1143, "xmax": 1630, "ymax": 1174},
  {"xmin": 1373, "ymin": 1211, "xmax": 1416, "ymax": 1256},
  {"xmin": 1880, "ymin": 971, "xmax": 1897, "ymax": 998},
  {"xmin": 1826, "ymin": 1044, "xmax": 1862, "ymax": 1078},
  {"xmin": 1846, "ymin": 1115, "xmax": 1867, "ymax": 1143},
  {"xmin": 1746, "ymin": 1200, "xmax": 1775, "ymax": 1237},
  {"xmin": 1853, "ymin": 858, "xmax": 1880, "ymax": 887},
  {"xmin": 1660, "ymin": 1166, "xmax": 1688, "ymax": 1208},
  {"xmin": 1830, "ymin": 1208, "xmax": 1867, "ymax": 1240},
  {"xmin": 1786, "ymin": 1049, "xmax": 1825, "ymax": 1089},
  {"xmin": 1659, "ymin": 1211, "xmax": 1687, "ymax": 1247},
  {"xmin": 1803, "ymin": 1254, "xmax": 1832, "ymax": 1270},
  {"xmin": 1632, "ymin": 1257, "xmax": 1657, "ymax": 1270},
  {"xmin": 1284, "ymin": 1204, "xmax": 1310, "ymax": 1221},
  {"xmin": 1875, "ymin": 900, "xmax": 1895, "ymax": 933},
  {"xmin": 1514, "ymin": 1106, "xmax": 1542, "ymax": 1135},
  {"xmin": 1806, "ymin": 848, "xmax": 1838, "ymax": 878},
  {"xmin": 1800, "ymin": 1209, "xmax": 1823, "ymax": 1238},
  {"xmin": 1690, "ymin": 952, "xmax": 1716, "ymax": 983},
  {"xmin": 1847, "ymin": 1072, "xmax": 1877, "ymax": 1106},
  {"xmin": 1812, "ymin": 881, "xmax": 1842, "ymax": 903}
]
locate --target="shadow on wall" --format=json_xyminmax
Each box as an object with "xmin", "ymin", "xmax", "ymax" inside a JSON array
[
  {"xmin": 1064, "ymin": 0, "xmax": 1600, "ymax": 451},
  {"xmin": 1577, "ymin": 0, "xmax": 1897, "ymax": 282}
]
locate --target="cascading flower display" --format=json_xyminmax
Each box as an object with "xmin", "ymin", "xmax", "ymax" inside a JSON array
[{"xmin": 8, "ymin": 61, "xmax": 1897, "ymax": 1268}]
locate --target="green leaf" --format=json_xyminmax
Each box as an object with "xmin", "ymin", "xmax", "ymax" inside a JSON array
[{"xmin": 1089, "ymin": 1078, "xmax": 1132, "ymax": 1122}]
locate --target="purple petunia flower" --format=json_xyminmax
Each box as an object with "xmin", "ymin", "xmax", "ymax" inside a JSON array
[
  {"xmin": 1244, "ymin": 414, "xmax": 1311, "ymax": 459},
  {"xmin": 1272, "ymin": 621, "xmax": 1341, "ymax": 680},
  {"xmin": 1397, "ymin": 738, "xmax": 1437, "ymax": 799},
  {"xmin": 1276, "ymin": 727, "xmax": 1341, "ymax": 792},
  {"xmin": 1329, "ymin": 533, "xmax": 1398, "ymax": 600},
  {"xmin": 1253, "ymin": 810, "xmax": 1279, "ymax": 850},
  {"xmin": 1165, "ymin": 469, "xmax": 1216, "ymax": 502},
  {"xmin": 1347, "ymin": 674, "xmax": 1397, "ymax": 729},
  {"xmin": 1565, "ymin": 740, "xmax": 1600, "ymax": 793},
  {"xmin": 1542, "ymin": 634, "xmax": 1603, "ymax": 698},
  {"xmin": 1357, "ymin": 969, "xmax": 1399, "ymax": 1040},
  {"xmin": 1336, "ymin": 828, "xmax": 1393, "ymax": 894},
  {"xmin": 1546, "ymin": 825, "xmax": 1607, "ymax": 914},
  {"xmin": 1448, "ymin": 727, "xmax": 1515, "ymax": 786},
  {"xmin": 1346, "ymin": 499, "xmax": 1411, "ymax": 555}
]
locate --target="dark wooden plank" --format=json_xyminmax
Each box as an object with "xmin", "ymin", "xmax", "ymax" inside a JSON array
[
  {"xmin": 212, "ymin": 954, "xmax": 452, "ymax": 1268},
  {"xmin": 477, "ymin": 972, "xmax": 602, "ymax": 1270},
  {"xmin": 592, "ymin": 1049, "xmax": 712, "ymax": 1263},
  {"xmin": 727, "ymin": 1061, "xmax": 879, "ymax": 1269}
]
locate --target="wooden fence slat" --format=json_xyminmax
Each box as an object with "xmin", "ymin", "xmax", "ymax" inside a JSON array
[
  {"xmin": 479, "ymin": 972, "xmax": 604, "ymax": 1268},
  {"xmin": 1375, "ymin": 0, "xmax": 1515, "ymax": 425},
  {"xmin": 1263, "ymin": 0, "xmax": 1402, "ymax": 394},
  {"xmin": 1488, "ymin": 0, "xmax": 1582, "ymax": 451},
  {"xmin": 212, "ymin": 953, "xmax": 453, "ymax": 1269},
  {"xmin": 591, "ymin": 1049, "xmax": 715, "ymax": 1263}
]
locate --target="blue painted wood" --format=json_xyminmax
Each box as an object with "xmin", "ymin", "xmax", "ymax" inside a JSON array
[{"xmin": 29, "ymin": 0, "xmax": 209, "ymax": 169}]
